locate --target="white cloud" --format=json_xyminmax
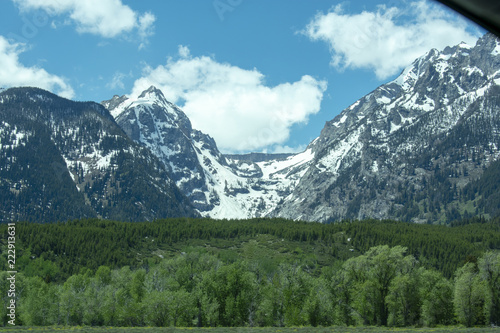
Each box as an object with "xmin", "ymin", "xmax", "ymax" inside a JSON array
[
  {"xmin": 178, "ymin": 45, "xmax": 191, "ymax": 59},
  {"xmin": 131, "ymin": 47, "xmax": 327, "ymax": 153},
  {"xmin": 106, "ymin": 71, "xmax": 129, "ymax": 90},
  {"xmin": 0, "ymin": 36, "xmax": 74, "ymax": 98},
  {"xmin": 137, "ymin": 11, "xmax": 155, "ymax": 49},
  {"xmin": 268, "ymin": 144, "xmax": 307, "ymax": 154},
  {"xmin": 302, "ymin": 0, "xmax": 481, "ymax": 79},
  {"xmin": 12, "ymin": 0, "xmax": 155, "ymax": 43}
]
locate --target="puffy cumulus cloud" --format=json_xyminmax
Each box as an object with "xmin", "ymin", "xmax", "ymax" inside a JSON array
[
  {"xmin": 132, "ymin": 46, "xmax": 327, "ymax": 153},
  {"xmin": 12, "ymin": 0, "xmax": 155, "ymax": 42},
  {"xmin": 302, "ymin": 0, "xmax": 481, "ymax": 79},
  {"xmin": 0, "ymin": 36, "xmax": 74, "ymax": 98}
]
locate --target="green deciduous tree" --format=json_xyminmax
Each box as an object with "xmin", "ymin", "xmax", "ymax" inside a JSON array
[
  {"xmin": 386, "ymin": 269, "xmax": 421, "ymax": 326},
  {"xmin": 257, "ymin": 263, "xmax": 313, "ymax": 327},
  {"xmin": 303, "ymin": 277, "xmax": 334, "ymax": 326},
  {"xmin": 454, "ymin": 262, "xmax": 489, "ymax": 327},
  {"xmin": 81, "ymin": 267, "xmax": 113, "ymax": 326},
  {"xmin": 143, "ymin": 290, "xmax": 170, "ymax": 326},
  {"xmin": 343, "ymin": 245, "xmax": 415, "ymax": 326},
  {"xmin": 420, "ymin": 269, "xmax": 454, "ymax": 327},
  {"xmin": 18, "ymin": 277, "xmax": 60, "ymax": 326},
  {"xmin": 59, "ymin": 273, "xmax": 89, "ymax": 325},
  {"xmin": 213, "ymin": 261, "xmax": 258, "ymax": 326},
  {"xmin": 330, "ymin": 268, "xmax": 357, "ymax": 326},
  {"xmin": 478, "ymin": 251, "xmax": 500, "ymax": 326}
]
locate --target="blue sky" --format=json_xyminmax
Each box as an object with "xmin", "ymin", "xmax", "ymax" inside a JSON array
[{"xmin": 0, "ymin": 0, "xmax": 484, "ymax": 153}]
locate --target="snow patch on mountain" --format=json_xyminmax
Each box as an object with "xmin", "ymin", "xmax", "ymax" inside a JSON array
[
  {"xmin": 189, "ymin": 133, "xmax": 315, "ymax": 219},
  {"xmin": 317, "ymin": 128, "xmax": 362, "ymax": 174},
  {"xmin": 491, "ymin": 43, "xmax": 500, "ymax": 56},
  {"xmin": 0, "ymin": 123, "xmax": 29, "ymax": 150},
  {"xmin": 392, "ymin": 62, "xmax": 419, "ymax": 90},
  {"xmin": 96, "ymin": 33, "xmax": 500, "ymax": 222},
  {"xmin": 272, "ymin": 33, "xmax": 500, "ymax": 222},
  {"xmin": 103, "ymin": 86, "xmax": 316, "ymax": 219}
]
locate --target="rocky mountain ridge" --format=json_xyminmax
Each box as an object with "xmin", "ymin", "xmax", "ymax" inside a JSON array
[
  {"xmin": 102, "ymin": 33, "xmax": 500, "ymax": 223},
  {"xmin": 102, "ymin": 87, "xmax": 313, "ymax": 219},
  {"xmin": 273, "ymin": 33, "xmax": 500, "ymax": 222},
  {"xmin": 1, "ymin": 33, "xmax": 499, "ymax": 223},
  {"xmin": 0, "ymin": 87, "xmax": 198, "ymax": 222}
]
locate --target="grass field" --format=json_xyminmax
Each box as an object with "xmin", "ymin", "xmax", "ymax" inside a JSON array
[{"xmin": 0, "ymin": 327, "xmax": 498, "ymax": 333}]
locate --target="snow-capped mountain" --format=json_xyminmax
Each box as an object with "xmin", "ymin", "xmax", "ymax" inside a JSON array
[
  {"xmin": 2, "ymin": 33, "xmax": 498, "ymax": 223},
  {"xmin": 101, "ymin": 33, "xmax": 500, "ymax": 223},
  {"xmin": 0, "ymin": 87, "xmax": 198, "ymax": 223},
  {"xmin": 103, "ymin": 87, "xmax": 313, "ymax": 219},
  {"xmin": 273, "ymin": 33, "xmax": 500, "ymax": 222}
]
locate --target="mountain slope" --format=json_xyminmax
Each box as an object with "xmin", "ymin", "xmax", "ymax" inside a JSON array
[
  {"xmin": 272, "ymin": 33, "xmax": 500, "ymax": 223},
  {"xmin": 4, "ymin": 34, "xmax": 498, "ymax": 223},
  {"xmin": 0, "ymin": 87, "xmax": 198, "ymax": 222},
  {"xmin": 101, "ymin": 33, "xmax": 500, "ymax": 223},
  {"xmin": 103, "ymin": 87, "xmax": 313, "ymax": 219}
]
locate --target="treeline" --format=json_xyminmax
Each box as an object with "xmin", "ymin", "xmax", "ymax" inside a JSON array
[
  {"xmin": 2, "ymin": 217, "xmax": 499, "ymax": 282},
  {"xmin": 1, "ymin": 246, "xmax": 498, "ymax": 328}
]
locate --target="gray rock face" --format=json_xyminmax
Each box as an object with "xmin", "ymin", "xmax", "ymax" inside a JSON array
[
  {"xmin": 101, "ymin": 33, "xmax": 500, "ymax": 223},
  {"xmin": 103, "ymin": 86, "xmax": 313, "ymax": 219},
  {"xmin": 102, "ymin": 86, "xmax": 218, "ymax": 212},
  {"xmin": 272, "ymin": 33, "xmax": 500, "ymax": 223}
]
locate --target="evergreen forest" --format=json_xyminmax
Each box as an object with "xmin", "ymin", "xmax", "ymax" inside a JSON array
[{"xmin": 0, "ymin": 217, "xmax": 499, "ymax": 328}]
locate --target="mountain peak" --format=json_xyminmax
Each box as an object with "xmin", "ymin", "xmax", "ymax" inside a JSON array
[
  {"xmin": 390, "ymin": 36, "xmax": 494, "ymax": 93},
  {"xmin": 442, "ymin": 42, "xmax": 470, "ymax": 56},
  {"xmin": 138, "ymin": 85, "xmax": 167, "ymax": 103},
  {"xmin": 475, "ymin": 32, "xmax": 500, "ymax": 56},
  {"xmin": 143, "ymin": 85, "xmax": 162, "ymax": 94},
  {"xmin": 1, "ymin": 86, "xmax": 57, "ymax": 99},
  {"xmin": 102, "ymin": 94, "xmax": 128, "ymax": 112},
  {"xmin": 274, "ymin": 32, "xmax": 500, "ymax": 223},
  {"xmin": 101, "ymin": 86, "xmax": 170, "ymax": 119}
]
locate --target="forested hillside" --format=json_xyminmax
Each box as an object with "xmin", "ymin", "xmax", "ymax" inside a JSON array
[
  {"xmin": 3, "ymin": 217, "xmax": 499, "ymax": 281},
  {"xmin": 0, "ymin": 87, "xmax": 198, "ymax": 223},
  {"xmin": 0, "ymin": 218, "xmax": 499, "ymax": 328}
]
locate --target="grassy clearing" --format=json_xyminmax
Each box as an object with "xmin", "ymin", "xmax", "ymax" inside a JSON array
[
  {"xmin": 0, "ymin": 327, "xmax": 498, "ymax": 333},
  {"xmin": 138, "ymin": 231, "xmax": 356, "ymax": 272}
]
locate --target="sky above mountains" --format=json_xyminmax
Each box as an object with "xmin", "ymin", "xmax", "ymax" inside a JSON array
[{"xmin": 0, "ymin": 0, "xmax": 485, "ymax": 153}]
